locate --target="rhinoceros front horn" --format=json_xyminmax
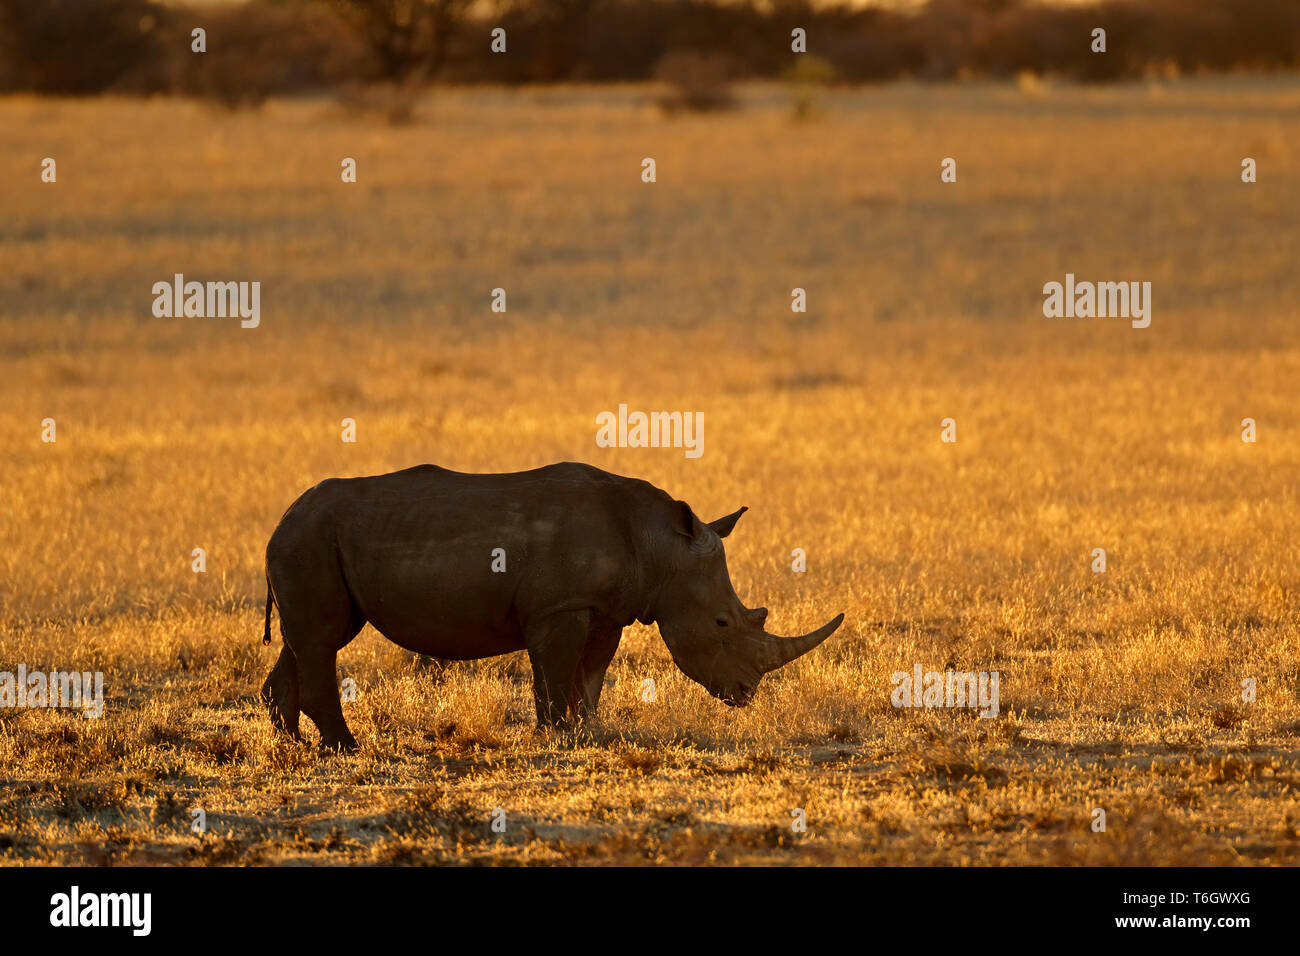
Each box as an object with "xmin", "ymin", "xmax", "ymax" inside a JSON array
[{"xmin": 757, "ymin": 613, "xmax": 845, "ymax": 672}]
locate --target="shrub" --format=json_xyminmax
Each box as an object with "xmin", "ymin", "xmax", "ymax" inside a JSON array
[{"xmin": 654, "ymin": 50, "xmax": 737, "ymax": 114}]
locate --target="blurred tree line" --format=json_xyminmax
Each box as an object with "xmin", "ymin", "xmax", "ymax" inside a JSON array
[{"xmin": 1, "ymin": 0, "xmax": 1298, "ymax": 102}]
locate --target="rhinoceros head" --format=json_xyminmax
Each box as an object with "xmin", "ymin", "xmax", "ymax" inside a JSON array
[{"xmin": 651, "ymin": 504, "xmax": 844, "ymax": 706}]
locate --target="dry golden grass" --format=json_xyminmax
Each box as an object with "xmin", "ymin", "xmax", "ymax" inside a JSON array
[{"xmin": 2, "ymin": 79, "xmax": 1299, "ymax": 865}]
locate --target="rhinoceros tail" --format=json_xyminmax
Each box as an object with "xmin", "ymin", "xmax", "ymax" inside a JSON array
[{"xmin": 262, "ymin": 576, "xmax": 274, "ymax": 646}]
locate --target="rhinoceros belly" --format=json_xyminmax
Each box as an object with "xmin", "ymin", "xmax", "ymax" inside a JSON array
[{"xmin": 332, "ymin": 497, "xmax": 533, "ymax": 659}]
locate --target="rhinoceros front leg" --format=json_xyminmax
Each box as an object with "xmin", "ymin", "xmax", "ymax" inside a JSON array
[
  {"xmin": 525, "ymin": 609, "xmax": 591, "ymax": 729},
  {"xmin": 570, "ymin": 623, "xmax": 622, "ymax": 722}
]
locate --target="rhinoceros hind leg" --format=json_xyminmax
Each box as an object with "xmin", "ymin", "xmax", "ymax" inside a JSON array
[
  {"xmin": 295, "ymin": 642, "xmax": 359, "ymax": 752},
  {"xmin": 261, "ymin": 645, "xmax": 301, "ymax": 739}
]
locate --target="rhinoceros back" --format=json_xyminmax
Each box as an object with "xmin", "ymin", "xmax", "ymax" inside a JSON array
[{"xmin": 269, "ymin": 463, "xmax": 641, "ymax": 659}]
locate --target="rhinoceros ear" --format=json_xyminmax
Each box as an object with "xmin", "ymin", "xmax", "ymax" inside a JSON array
[
  {"xmin": 670, "ymin": 500, "xmax": 699, "ymax": 539},
  {"xmin": 707, "ymin": 506, "xmax": 748, "ymax": 539},
  {"xmin": 670, "ymin": 501, "xmax": 723, "ymax": 554}
]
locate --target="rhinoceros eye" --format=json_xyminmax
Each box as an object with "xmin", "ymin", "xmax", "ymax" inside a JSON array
[{"xmin": 715, "ymin": 617, "xmax": 729, "ymax": 628}]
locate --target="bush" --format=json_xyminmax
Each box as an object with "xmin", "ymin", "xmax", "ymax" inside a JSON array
[
  {"xmin": 174, "ymin": 1, "xmax": 372, "ymax": 109},
  {"xmin": 781, "ymin": 54, "xmax": 837, "ymax": 120},
  {"xmin": 2, "ymin": 0, "xmax": 1300, "ymax": 97},
  {"xmin": 0, "ymin": 0, "xmax": 165, "ymax": 94},
  {"xmin": 654, "ymin": 50, "xmax": 737, "ymax": 113}
]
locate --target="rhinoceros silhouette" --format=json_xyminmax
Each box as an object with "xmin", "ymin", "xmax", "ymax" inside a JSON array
[{"xmin": 260, "ymin": 461, "xmax": 843, "ymax": 750}]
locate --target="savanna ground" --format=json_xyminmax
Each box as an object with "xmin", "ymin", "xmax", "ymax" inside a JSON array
[{"xmin": 2, "ymin": 78, "xmax": 1300, "ymax": 865}]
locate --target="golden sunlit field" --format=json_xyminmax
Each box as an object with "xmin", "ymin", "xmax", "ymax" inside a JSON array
[{"xmin": 2, "ymin": 79, "xmax": 1300, "ymax": 865}]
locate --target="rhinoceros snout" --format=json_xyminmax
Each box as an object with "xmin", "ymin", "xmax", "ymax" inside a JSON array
[{"xmin": 718, "ymin": 683, "xmax": 757, "ymax": 707}]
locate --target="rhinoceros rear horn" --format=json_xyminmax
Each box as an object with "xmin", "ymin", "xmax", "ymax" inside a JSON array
[{"xmin": 758, "ymin": 613, "xmax": 845, "ymax": 672}]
